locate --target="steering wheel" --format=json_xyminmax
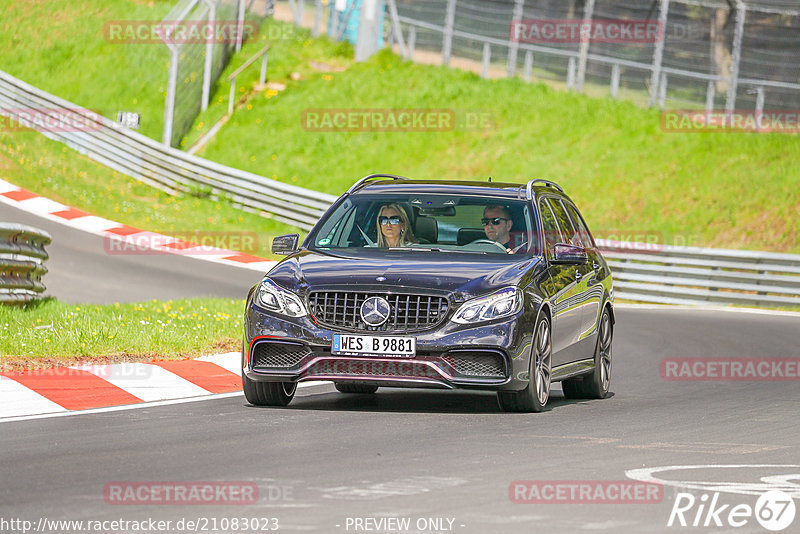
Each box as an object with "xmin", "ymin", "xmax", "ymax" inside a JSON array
[{"xmin": 468, "ymin": 239, "xmax": 509, "ymax": 252}]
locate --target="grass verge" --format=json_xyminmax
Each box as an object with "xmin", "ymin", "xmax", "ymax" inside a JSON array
[{"xmin": 0, "ymin": 297, "xmax": 244, "ymax": 371}]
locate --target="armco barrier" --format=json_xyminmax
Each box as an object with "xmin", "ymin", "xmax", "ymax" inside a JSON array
[
  {"xmin": 598, "ymin": 239, "xmax": 800, "ymax": 307},
  {"xmin": 0, "ymin": 70, "xmax": 337, "ymax": 231},
  {"xmin": 0, "ymin": 223, "xmax": 51, "ymax": 303}
]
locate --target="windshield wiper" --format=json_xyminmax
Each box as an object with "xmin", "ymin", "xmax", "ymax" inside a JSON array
[{"xmin": 389, "ymin": 246, "xmax": 443, "ymax": 252}]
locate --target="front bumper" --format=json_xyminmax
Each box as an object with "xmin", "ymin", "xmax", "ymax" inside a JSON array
[{"xmin": 242, "ymin": 305, "xmax": 536, "ymax": 391}]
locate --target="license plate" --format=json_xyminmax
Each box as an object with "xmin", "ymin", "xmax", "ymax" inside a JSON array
[{"xmin": 332, "ymin": 334, "xmax": 416, "ymax": 357}]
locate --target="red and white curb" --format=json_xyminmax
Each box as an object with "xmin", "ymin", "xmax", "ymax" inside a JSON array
[
  {"xmin": 0, "ymin": 353, "xmax": 242, "ymax": 420},
  {"xmin": 0, "ymin": 178, "xmax": 278, "ymax": 272},
  {"xmin": 0, "ymin": 352, "xmax": 325, "ymax": 422}
]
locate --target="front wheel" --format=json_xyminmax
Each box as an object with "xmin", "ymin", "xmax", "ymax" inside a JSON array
[
  {"xmin": 243, "ymin": 374, "xmax": 296, "ymax": 406},
  {"xmin": 498, "ymin": 314, "xmax": 551, "ymax": 413}
]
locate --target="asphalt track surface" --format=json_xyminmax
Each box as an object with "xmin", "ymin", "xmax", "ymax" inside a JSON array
[
  {"xmin": 2, "ymin": 207, "xmax": 800, "ymax": 533},
  {"xmin": 0, "ymin": 202, "xmax": 264, "ymax": 303}
]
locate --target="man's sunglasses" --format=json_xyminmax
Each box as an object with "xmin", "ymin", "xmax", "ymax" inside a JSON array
[
  {"xmin": 481, "ymin": 217, "xmax": 510, "ymax": 226},
  {"xmin": 379, "ymin": 215, "xmax": 402, "ymax": 226}
]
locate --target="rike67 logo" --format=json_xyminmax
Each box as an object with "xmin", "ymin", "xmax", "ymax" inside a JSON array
[
  {"xmin": 669, "ymin": 490, "xmax": 795, "ymax": 531},
  {"xmin": 626, "ymin": 465, "xmax": 799, "ymax": 532}
]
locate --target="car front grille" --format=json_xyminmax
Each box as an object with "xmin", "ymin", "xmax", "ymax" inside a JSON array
[
  {"xmin": 441, "ymin": 351, "xmax": 506, "ymax": 378},
  {"xmin": 251, "ymin": 342, "xmax": 311, "ymax": 369},
  {"xmin": 308, "ymin": 292, "xmax": 449, "ymax": 332}
]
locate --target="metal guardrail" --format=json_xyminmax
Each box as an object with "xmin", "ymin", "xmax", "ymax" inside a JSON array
[
  {"xmin": 0, "ymin": 224, "xmax": 51, "ymax": 304},
  {"xmin": 597, "ymin": 240, "xmax": 800, "ymax": 307},
  {"xmin": 0, "ymin": 70, "xmax": 337, "ymax": 231}
]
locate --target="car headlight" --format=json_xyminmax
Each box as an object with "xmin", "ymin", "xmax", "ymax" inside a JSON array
[
  {"xmin": 451, "ymin": 287, "xmax": 522, "ymax": 324},
  {"xmin": 254, "ymin": 279, "xmax": 307, "ymax": 317}
]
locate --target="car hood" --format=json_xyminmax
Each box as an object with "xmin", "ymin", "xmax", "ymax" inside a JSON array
[{"xmin": 266, "ymin": 248, "xmax": 542, "ymax": 300}]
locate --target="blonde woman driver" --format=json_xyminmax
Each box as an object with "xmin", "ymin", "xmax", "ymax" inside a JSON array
[{"xmin": 376, "ymin": 203, "xmax": 417, "ymax": 248}]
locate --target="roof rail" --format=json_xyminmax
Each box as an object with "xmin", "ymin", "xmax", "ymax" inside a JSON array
[
  {"xmin": 524, "ymin": 178, "xmax": 563, "ymax": 199},
  {"xmin": 347, "ymin": 174, "xmax": 409, "ymax": 194}
]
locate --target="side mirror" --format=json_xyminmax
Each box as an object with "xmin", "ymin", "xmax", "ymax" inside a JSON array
[
  {"xmin": 272, "ymin": 234, "xmax": 299, "ymax": 255},
  {"xmin": 551, "ymin": 243, "xmax": 588, "ymax": 265}
]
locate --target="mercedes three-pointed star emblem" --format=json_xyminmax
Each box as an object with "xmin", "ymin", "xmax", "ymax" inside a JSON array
[{"xmin": 360, "ymin": 296, "xmax": 391, "ymax": 327}]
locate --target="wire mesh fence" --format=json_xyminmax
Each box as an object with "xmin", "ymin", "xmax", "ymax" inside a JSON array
[
  {"xmin": 390, "ymin": 0, "xmax": 800, "ymax": 112},
  {"xmin": 161, "ymin": 0, "xmax": 249, "ymax": 147}
]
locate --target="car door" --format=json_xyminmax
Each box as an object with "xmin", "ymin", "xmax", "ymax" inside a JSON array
[
  {"xmin": 539, "ymin": 197, "xmax": 582, "ymax": 368},
  {"xmin": 562, "ymin": 200, "xmax": 604, "ymax": 355}
]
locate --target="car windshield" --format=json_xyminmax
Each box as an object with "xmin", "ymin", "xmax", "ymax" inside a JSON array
[{"xmin": 307, "ymin": 194, "xmax": 540, "ymax": 255}]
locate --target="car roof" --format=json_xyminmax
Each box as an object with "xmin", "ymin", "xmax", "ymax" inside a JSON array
[{"xmin": 351, "ymin": 179, "xmax": 566, "ymax": 200}]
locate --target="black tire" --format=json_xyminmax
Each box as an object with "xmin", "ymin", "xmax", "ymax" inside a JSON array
[
  {"xmin": 334, "ymin": 383, "xmax": 379, "ymax": 394},
  {"xmin": 242, "ymin": 374, "xmax": 296, "ymax": 406},
  {"xmin": 561, "ymin": 307, "xmax": 613, "ymax": 400},
  {"xmin": 497, "ymin": 314, "xmax": 552, "ymax": 413}
]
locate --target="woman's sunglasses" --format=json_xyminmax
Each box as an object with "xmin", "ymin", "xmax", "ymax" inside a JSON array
[{"xmin": 379, "ymin": 216, "xmax": 402, "ymax": 226}]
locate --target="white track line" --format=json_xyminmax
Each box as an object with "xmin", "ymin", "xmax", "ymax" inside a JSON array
[{"xmin": 0, "ymin": 382, "xmax": 332, "ymax": 424}]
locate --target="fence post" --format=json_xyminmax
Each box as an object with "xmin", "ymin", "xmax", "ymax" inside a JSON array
[
  {"xmin": 228, "ymin": 79, "xmax": 236, "ymax": 115},
  {"xmin": 385, "ymin": 0, "xmax": 407, "ymax": 57},
  {"xmin": 355, "ymin": 0, "xmax": 380, "ymax": 62},
  {"xmin": 523, "ymin": 50, "xmax": 533, "ymax": 81},
  {"xmin": 407, "ymin": 25, "xmax": 416, "ymax": 60},
  {"xmin": 201, "ymin": 0, "xmax": 216, "ymax": 112},
  {"xmin": 481, "ymin": 42, "xmax": 491, "ymax": 79},
  {"xmin": 162, "ymin": 46, "xmax": 179, "ymax": 146},
  {"xmin": 754, "ymin": 85, "xmax": 765, "ymax": 115},
  {"xmin": 259, "ymin": 50, "xmax": 269, "ymax": 86},
  {"xmin": 507, "ymin": 0, "xmax": 525, "ymax": 77},
  {"xmin": 648, "ymin": 0, "xmax": 670, "ymax": 107},
  {"xmin": 705, "ymin": 80, "xmax": 715, "ymax": 114},
  {"xmin": 575, "ymin": 0, "xmax": 596, "ymax": 93},
  {"xmin": 725, "ymin": 0, "xmax": 746, "ymax": 123},
  {"xmin": 610, "ymin": 63, "xmax": 620, "ymax": 99},
  {"xmin": 567, "ymin": 56, "xmax": 576, "ymax": 89},
  {"xmin": 236, "ymin": 0, "xmax": 246, "ymax": 52},
  {"xmin": 312, "ymin": 0, "xmax": 323, "ymax": 37},
  {"xmin": 442, "ymin": 0, "xmax": 457, "ymax": 66},
  {"xmin": 658, "ymin": 73, "xmax": 668, "ymax": 109}
]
